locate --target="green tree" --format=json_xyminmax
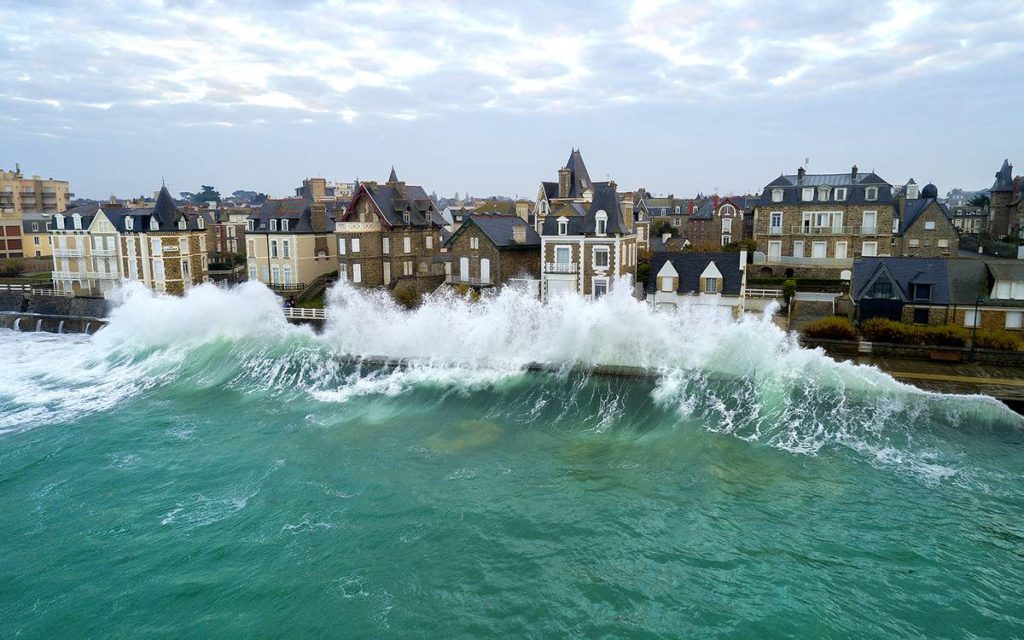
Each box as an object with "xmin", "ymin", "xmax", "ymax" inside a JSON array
[
  {"xmin": 192, "ymin": 185, "xmax": 221, "ymax": 204},
  {"xmin": 969, "ymin": 193, "xmax": 990, "ymax": 208}
]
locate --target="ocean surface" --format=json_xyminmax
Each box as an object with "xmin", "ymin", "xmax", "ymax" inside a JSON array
[{"xmin": 1, "ymin": 282, "xmax": 1022, "ymax": 639}]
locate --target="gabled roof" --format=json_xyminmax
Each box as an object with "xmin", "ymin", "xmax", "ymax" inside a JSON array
[
  {"xmin": 343, "ymin": 175, "xmax": 444, "ymax": 229},
  {"xmin": 445, "ymin": 214, "xmax": 540, "ymax": 249},
  {"xmin": 648, "ymin": 252, "xmax": 742, "ymax": 296},
  {"xmin": 899, "ymin": 197, "xmax": 953, "ymax": 235},
  {"xmin": 692, "ymin": 200, "xmax": 715, "ymax": 220},
  {"xmin": 991, "ymin": 159, "xmax": 1014, "ymax": 192}
]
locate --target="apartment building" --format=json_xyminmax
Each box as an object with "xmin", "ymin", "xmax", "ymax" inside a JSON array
[
  {"xmin": 246, "ymin": 198, "xmax": 336, "ymax": 291},
  {"xmin": 0, "ymin": 165, "xmax": 72, "ymax": 258}
]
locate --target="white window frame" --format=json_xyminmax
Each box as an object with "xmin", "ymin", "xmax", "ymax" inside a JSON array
[
  {"xmin": 802, "ymin": 188, "xmax": 814, "ymax": 202},
  {"xmin": 554, "ymin": 245, "xmax": 571, "ymax": 265},
  {"xmin": 770, "ymin": 212, "xmax": 782, "ymax": 233},
  {"xmin": 281, "ymin": 219, "xmax": 289, "ymax": 232},
  {"xmin": 382, "ymin": 237, "xmax": 390, "ymax": 254},
  {"xmin": 270, "ymin": 219, "xmax": 278, "ymax": 232},
  {"xmin": 403, "ymin": 236, "xmax": 411, "ymax": 253},
  {"xmin": 661, "ymin": 276, "xmax": 673, "ymax": 292},
  {"xmin": 352, "ymin": 238, "xmax": 361, "ymax": 253},
  {"xmin": 558, "ymin": 218, "xmax": 568, "ymax": 236},
  {"xmin": 862, "ymin": 241, "xmax": 878, "ymax": 257},
  {"xmin": 1006, "ymin": 311, "xmax": 1022, "ymax": 330},
  {"xmin": 793, "ymin": 241, "xmax": 804, "ymax": 257},
  {"xmin": 352, "ymin": 262, "xmax": 362, "ymax": 283},
  {"xmin": 338, "ymin": 237, "xmax": 346, "ymax": 255},
  {"xmin": 593, "ymin": 277, "xmax": 609, "ymax": 298},
  {"xmin": 704, "ymin": 277, "xmax": 718, "ymax": 294},
  {"xmin": 964, "ymin": 309, "xmax": 980, "ymax": 328},
  {"xmin": 593, "ymin": 246, "xmax": 609, "ymax": 269},
  {"xmin": 866, "ymin": 186, "xmax": 878, "ymax": 201},
  {"xmin": 771, "ymin": 189, "xmax": 783, "ymax": 203},
  {"xmin": 282, "ymin": 240, "xmax": 290, "ymax": 259},
  {"xmin": 835, "ymin": 187, "xmax": 847, "ymax": 201},
  {"xmin": 270, "ymin": 240, "xmax": 278, "ymax": 258},
  {"xmin": 925, "ymin": 220, "xmax": 936, "ymax": 230}
]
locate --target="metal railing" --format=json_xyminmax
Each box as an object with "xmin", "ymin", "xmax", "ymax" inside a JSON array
[
  {"xmin": 268, "ymin": 282, "xmax": 306, "ymax": 291},
  {"xmin": 51, "ymin": 270, "xmax": 86, "ymax": 280},
  {"xmin": 445, "ymin": 274, "xmax": 492, "ymax": 286},
  {"xmin": 33, "ymin": 288, "xmax": 73, "ymax": 297},
  {"xmin": 86, "ymin": 272, "xmax": 120, "ymax": 280},
  {"xmin": 53, "ymin": 248, "xmax": 84, "ymax": 257},
  {"xmin": 763, "ymin": 256, "xmax": 854, "ymax": 267},
  {"xmin": 283, "ymin": 307, "xmax": 328, "ymax": 320},
  {"xmin": 544, "ymin": 262, "xmax": 578, "ymax": 273},
  {"xmin": 789, "ymin": 225, "xmax": 859, "ymax": 236},
  {"xmin": 745, "ymin": 288, "xmax": 783, "ymax": 299},
  {"xmin": 90, "ymin": 248, "xmax": 117, "ymax": 256}
]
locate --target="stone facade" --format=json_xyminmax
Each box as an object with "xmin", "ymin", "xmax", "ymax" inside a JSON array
[
  {"xmin": 445, "ymin": 222, "xmax": 540, "ymax": 287},
  {"xmin": 895, "ymin": 200, "xmax": 959, "ymax": 257}
]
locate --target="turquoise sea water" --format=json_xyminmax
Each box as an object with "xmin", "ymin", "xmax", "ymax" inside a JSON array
[{"xmin": 1, "ymin": 283, "xmax": 1023, "ymax": 638}]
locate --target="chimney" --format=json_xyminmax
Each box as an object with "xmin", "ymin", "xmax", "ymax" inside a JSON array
[
  {"xmin": 797, "ymin": 167, "xmax": 805, "ymax": 183},
  {"xmin": 512, "ymin": 225, "xmax": 526, "ymax": 244},
  {"xmin": 739, "ymin": 250, "xmax": 747, "ymax": 272},
  {"xmin": 662, "ymin": 232, "xmax": 671, "ymax": 244},
  {"xmin": 308, "ymin": 177, "xmax": 326, "ymax": 202},
  {"xmin": 620, "ymin": 191, "xmax": 634, "ymax": 233},
  {"xmin": 310, "ymin": 202, "xmax": 327, "ymax": 233},
  {"xmin": 851, "ymin": 165, "xmax": 859, "ymax": 181},
  {"xmin": 713, "ymin": 194, "xmax": 719, "ymax": 209},
  {"xmin": 558, "ymin": 167, "xmax": 571, "ymax": 199}
]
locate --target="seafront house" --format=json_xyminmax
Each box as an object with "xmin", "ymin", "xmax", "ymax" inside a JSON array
[
  {"xmin": 989, "ymin": 159, "xmax": 1022, "ymax": 240},
  {"xmin": 1, "ymin": 164, "xmax": 71, "ymax": 259},
  {"xmin": 22, "ymin": 212, "xmax": 52, "ymax": 258},
  {"xmin": 246, "ymin": 197, "xmax": 336, "ymax": 292},
  {"xmin": 688, "ymin": 196, "xmax": 751, "ymax": 249},
  {"xmin": 633, "ymin": 194, "xmax": 651, "ymax": 252},
  {"xmin": 443, "ymin": 214, "xmax": 541, "ymax": 288},
  {"xmin": 335, "ymin": 169, "xmax": 447, "ymax": 293},
  {"xmin": 648, "ymin": 251, "xmax": 747, "ymax": 313},
  {"xmin": 752, "ymin": 165, "xmax": 895, "ymax": 277},
  {"xmin": 49, "ymin": 204, "xmax": 112, "ymax": 295},
  {"xmin": 892, "ymin": 181, "xmax": 959, "ymax": 257},
  {"xmin": 852, "ymin": 257, "xmax": 1024, "ymax": 330},
  {"xmin": 112, "ymin": 187, "xmax": 210, "ymax": 295},
  {"xmin": 534, "ymin": 150, "xmax": 638, "ymax": 300}
]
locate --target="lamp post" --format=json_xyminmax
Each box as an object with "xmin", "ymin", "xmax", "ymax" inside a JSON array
[{"xmin": 970, "ymin": 294, "xmax": 985, "ymax": 362}]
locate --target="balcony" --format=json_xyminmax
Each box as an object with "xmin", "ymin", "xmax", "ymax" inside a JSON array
[
  {"xmin": 789, "ymin": 225, "xmax": 859, "ymax": 236},
  {"xmin": 53, "ymin": 248, "xmax": 84, "ymax": 257},
  {"xmin": 445, "ymin": 274, "xmax": 492, "ymax": 286},
  {"xmin": 335, "ymin": 221, "xmax": 381, "ymax": 232},
  {"xmin": 91, "ymin": 248, "xmax": 117, "ymax": 256},
  {"xmin": 544, "ymin": 262, "xmax": 578, "ymax": 274},
  {"xmin": 763, "ymin": 255, "xmax": 854, "ymax": 268},
  {"xmin": 87, "ymin": 271, "xmax": 120, "ymax": 280},
  {"xmin": 52, "ymin": 270, "xmax": 86, "ymax": 281}
]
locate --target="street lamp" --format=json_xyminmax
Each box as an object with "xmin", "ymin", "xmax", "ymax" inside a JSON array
[{"xmin": 970, "ymin": 294, "xmax": 986, "ymax": 362}]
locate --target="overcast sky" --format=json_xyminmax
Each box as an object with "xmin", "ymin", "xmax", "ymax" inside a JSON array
[{"xmin": 2, "ymin": 0, "xmax": 1022, "ymax": 200}]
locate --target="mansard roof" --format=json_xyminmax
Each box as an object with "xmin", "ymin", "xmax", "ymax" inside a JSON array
[
  {"xmin": 540, "ymin": 184, "xmax": 630, "ymax": 236},
  {"xmin": 758, "ymin": 169, "xmax": 894, "ymax": 206},
  {"xmin": 104, "ymin": 187, "xmax": 207, "ymax": 232},
  {"xmin": 247, "ymin": 197, "xmax": 336, "ymax": 233},
  {"xmin": 344, "ymin": 173, "xmax": 445, "ymax": 229}
]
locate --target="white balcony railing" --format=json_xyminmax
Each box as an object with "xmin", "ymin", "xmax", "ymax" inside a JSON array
[
  {"xmin": 764, "ymin": 256, "xmax": 854, "ymax": 267},
  {"xmin": 544, "ymin": 262, "xmax": 578, "ymax": 273},
  {"xmin": 789, "ymin": 225, "xmax": 859, "ymax": 236},
  {"xmin": 51, "ymin": 270, "xmax": 87, "ymax": 281},
  {"xmin": 87, "ymin": 271, "xmax": 120, "ymax": 280},
  {"xmin": 445, "ymin": 274, "xmax": 492, "ymax": 286},
  {"xmin": 335, "ymin": 221, "xmax": 381, "ymax": 232},
  {"xmin": 283, "ymin": 307, "xmax": 328, "ymax": 320},
  {"xmin": 745, "ymin": 288, "xmax": 783, "ymax": 299},
  {"xmin": 53, "ymin": 248, "xmax": 84, "ymax": 257},
  {"xmin": 91, "ymin": 248, "xmax": 117, "ymax": 256}
]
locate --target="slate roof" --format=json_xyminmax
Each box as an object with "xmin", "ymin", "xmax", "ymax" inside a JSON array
[
  {"xmin": 899, "ymin": 197, "xmax": 953, "ymax": 235},
  {"xmin": 991, "ymin": 159, "xmax": 1014, "ymax": 192},
  {"xmin": 758, "ymin": 169, "xmax": 893, "ymax": 206},
  {"xmin": 107, "ymin": 187, "xmax": 208, "ymax": 233},
  {"xmin": 52, "ymin": 204, "xmax": 102, "ymax": 230},
  {"xmin": 540, "ymin": 184, "xmax": 630, "ymax": 236},
  {"xmin": 852, "ymin": 257, "xmax": 952, "ymax": 303},
  {"xmin": 445, "ymin": 214, "xmax": 540, "ymax": 250},
  {"xmin": 247, "ymin": 197, "xmax": 336, "ymax": 233},
  {"xmin": 342, "ymin": 171, "xmax": 445, "ymax": 229},
  {"xmin": 692, "ymin": 200, "xmax": 715, "ymax": 221},
  {"xmin": 648, "ymin": 252, "xmax": 742, "ymax": 296},
  {"xmin": 540, "ymin": 150, "xmax": 610, "ymax": 201},
  {"xmin": 21, "ymin": 211, "xmax": 49, "ymax": 233},
  {"xmin": 987, "ymin": 261, "xmax": 1024, "ymax": 282}
]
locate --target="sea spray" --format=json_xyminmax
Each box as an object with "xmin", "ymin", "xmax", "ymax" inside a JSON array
[{"xmin": 0, "ymin": 280, "xmax": 1019, "ymax": 472}]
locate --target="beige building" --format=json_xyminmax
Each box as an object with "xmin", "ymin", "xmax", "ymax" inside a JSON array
[
  {"xmin": 21, "ymin": 212, "xmax": 53, "ymax": 258},
  {"xmin": 1, "ymin": 164, "xmax": 72, "ymax": 258},
  {"xmin": 534, "ymin": 150, "xmax": 638, "ymax": 300},
  {"xmin": 246, "ymin": 198, "xmax": 336, "ymax": 292}
]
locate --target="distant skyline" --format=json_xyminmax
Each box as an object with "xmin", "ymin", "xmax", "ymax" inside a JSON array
[{"xmin": 2, "ymin": 0, "xmax": 1022, "ymax": 200}]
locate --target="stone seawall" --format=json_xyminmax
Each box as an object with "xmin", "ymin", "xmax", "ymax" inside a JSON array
[
  {"xmin": 0, "ymin": 312, "xmax": 106, "ymax": 334},
  {"xmin": 801, "ymin": 337, "xmax": 1024, "ymax": 368},
  {"xmin": 0, "ymin": 294, "xmax": 110, "ymax": 335}
]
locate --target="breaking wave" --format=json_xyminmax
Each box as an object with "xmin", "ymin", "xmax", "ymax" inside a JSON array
[{"xmin": 0, "ymin": 280, "xmax": 1020, "ymax": 480}]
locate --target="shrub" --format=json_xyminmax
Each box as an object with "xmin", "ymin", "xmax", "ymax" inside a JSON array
[
  {"xmin": 973, "ymin": 329, "xmax": 1024, "ymax": 351},
  {"xmin": 394, "ymin": 287, "xmax": 421, "ymax": 309},
  {"xmin": 861, "ymin": 318, "xmax": 970, "ymax": 347},
  {"xmin": 802, "ymin": 317, "xmax": 858, "ymax": 340},
  {"xmin": 782, "ymin": 279, "xmax": 797, "ymax": 304},
  {"xmin": 0, "ymin": 259, "xmax": 24, "ymax": 277},
  {"xmin": 926, "ymin": 324, "xmax": 970, "ymax": 347}
]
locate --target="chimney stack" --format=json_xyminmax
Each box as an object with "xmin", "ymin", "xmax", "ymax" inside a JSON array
[
  {"xmin": 512, "ymin": 224, "xmax": 526, "ymax": 244},
  {"xmin": 308, "ymin": 177, "xmax": 326, "ymax": 202},
  {"xmin": 310, "ymin": 202, "xmax": 327, "ymax": 233},
  {"xmin": 620, "ymin": 191, "xmax": 634, "ymax": 233},
  {"xmin": 797, "ymin": 167, "xmax": 806, "ymax": 183},
  {"xmin": 851, "ymin": 165, "xmax": 859, "ymax": 181},
  {"xmin": 558, "ymin": 167, "xmax": 571, "ymax": 199}
]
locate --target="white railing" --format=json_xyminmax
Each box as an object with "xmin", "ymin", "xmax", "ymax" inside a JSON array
[
  {"xmin": 53, "ymin": 248, "xmax": 84, "ymax": 257},
  {"xmin": 765, "ymin": 256, "xmax": 854, "ymax": 267},
  {"xmin": 0, "ymin": 283, "xmax": 31, "ymax": 292},
  {"xmin": 87, "ymin": 272, "xmax": 120, "ymax": 280},
  {"xmin": 335, "ymin": 221, "xmax": 381, "ymax": 232},
  {"xmin": 91, "ymin": 248, "xmax": 117, "ymax": 256},
  {"xmin": 745, "ymin": 288, "xmax": 783, "ymax": 299},
  {"xmin": 283, "ymin": 307, "xmax": 328, "ymax": 320},
  {"xmin": 544, "ymin": 262, "xmax": 578, "ymax": 273},
  {"xmin": 445, "ymin": 274, "xmax": 492, "ymax": 286},
  {"xmin": 33, "ymin": 288, "xmax": 73, "ymax": 297},
  {"xmin": 789, "ymin": 226, "xmax": 859, "ymax": 236},
  {"xmin": 51, "ymin": 270, "xmax": 86, "ymax": 280}
]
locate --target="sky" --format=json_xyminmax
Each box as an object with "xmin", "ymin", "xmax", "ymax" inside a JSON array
[{"xmin": 1, "ymin": 0, "xmax": 1022, "ymax": 201}]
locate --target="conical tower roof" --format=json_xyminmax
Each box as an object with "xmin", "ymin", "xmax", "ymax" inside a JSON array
[{"xmin": 152, "ymin": 185, "xmax": 180, "ymax": 227}]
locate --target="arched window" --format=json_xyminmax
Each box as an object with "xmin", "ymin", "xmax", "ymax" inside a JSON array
[
  {"xmin": 55, "ymin": 214, "xmax": 66, "ymax": 230},
  {"xmin": 150, "ymin": 217, "xmax": 159, "ymax": 231},
  {"xmin": 125, "ymin": 216, "xmax": 134, "ymax": 231},
  {"xmin": 595, "ymin": 210, "xmax": 608, "ymax": 236},
  {"xmin": 71, "ymin": 213, "xmax": 82, "ymax": 230}
]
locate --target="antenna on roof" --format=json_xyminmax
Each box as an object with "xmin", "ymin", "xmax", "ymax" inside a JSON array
[{"xmin": 161, "ymin": 177, "xmax": 165, "ymax": 187}]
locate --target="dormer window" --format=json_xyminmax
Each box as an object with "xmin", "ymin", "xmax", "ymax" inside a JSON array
[
  {"xmin": 246, "ymin": 219, "xmax": 255, "ymax": 231},
  {"xmin": 558, "ymin": 219, "xmax": 568, "ymax": 236},
  {"xmin": 818, "ymin": 186, "xmax": 830, "ymax": 201},
  {"xmin": 270, "ymin": 219, "xmax": 278, "ymax": 232},
  {"xmin": 674, "ymin": 206, "xmax": 680, "ymax": 215},
  {"xmin": 912, "ymin": 284, "xmax": 931, "ymax": 301},
  {"xmin": 403, "ymin": 212, "xmax": 411, "ymax": 225},
  {"xmin": 802, "ymin": 188, "xmax": 814, "ymax": 202},
  {"xmin": 150, "ymin": 217, "xmax": 159, "ymax": 231},
  {"xmin": 72, "ymin": 213, "xmax": 82, "ymax": 230},
  {"xmin": 281, "ymin": 219, "xmax": 289, "ymax": 232},
  {"xmin": 55, "ymin": 214, "xmax": 65, "ymax": 230},
  {"xmin": 125, "ymin": 216, "xmax": 134, "ymax": 231},
  {"xmin": 771, "ymin": 189, "xmax": 783, "ymax": 203},
  {"xmin": 197, "ymin": 216, "xmax": 205, "ymax": 230},
  {"xmin": 835, "ymin": 188, "xmax": 847, "ymax": 201},
  {"xmin": 178, "ymin": 217, "xmax": 187, "ymax": 230},
  {"xmin": 703, "ymin": 277, "xmax": 719, "ymax": 293},
  {"xmin": 866, "ymin": 187, "xmax": 878, "ymax": 201},
  {"xmin": 595, "ymin": 211, "xmax": 608, "ymax": 236}
]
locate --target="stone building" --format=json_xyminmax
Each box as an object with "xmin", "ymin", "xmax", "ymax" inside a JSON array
[
  {"xmin": 246, "ymin": 197, "xmax": 336, "ymax": 291},
  {"xmin": 688, "ymin": 196, "xmax": 751, "ymax": 249},
  {"xmin": 893, "ymin": 182, "xmax": 959, "ymax": 257},
  {"xmin": 335, "ymin": 169, "xmax": 447, "ymax": 292},
  {"xmin": 989, "ymin": 159, "xmax": 1022, "ymax": 240},
  {"xmin": 752, "ymin": 165, "xmax": 895, "ymax": 276},
  {"xmin": 112, "ymin": 187, "xmax": 210, "ymax": 295},
  {"xmin": 444, "ymin": 214, "xmax": 540, "ymax": 288}
]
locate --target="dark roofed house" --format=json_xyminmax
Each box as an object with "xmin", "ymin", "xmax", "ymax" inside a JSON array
[
  {"xmin": 988, "ymin": 159, "xmax": 1023, "ymax": 239},
  {"xmin": 336, "ymin": 169, "xmax": 447, "ymax": 293},
  {"xmin": 443, "ymin": 214, "xmax": 541, "ymax": 288},
  {"xmin": 894, "ymin": 181, "xmax": 959, "ymax": 257},
  {"xmin": 649, "ymin": 251, "xmax": 748, "ymax": 314},
  {"xmin": 852, "ymin": 256, "xmax": 1024, "ymax": 329},
  {"xmin": 534, "ymin": 149, "xmax": 639, "ymax": 300},
  {"xmin": 245, "ymin": 190, "xmax": 336, "ymax": 292}
]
